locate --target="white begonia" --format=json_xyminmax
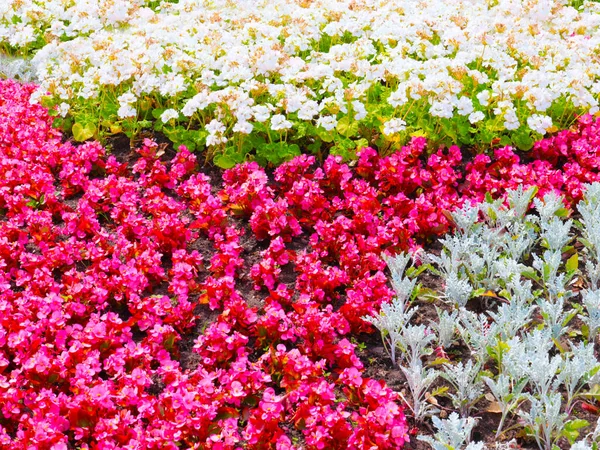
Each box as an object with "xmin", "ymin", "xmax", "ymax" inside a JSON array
[
  {"xmin": 206, "ymin": 119, "xmax": 227, "ymax": 146},
  {"xmin": 455, "ymin": 97, "xmax": 474, "ymax": 116},
  {"xmin": 503, "ymin": 109, "xmax": 520, "ymax": 131},
  {"xmin": 206, "ymin": 119, "xmax": 226, "ymax": 136},
  {"xmin": 270, "ymin": 114, "xmax": 293, "ymax": 131},
  {"xmin": 160, "ymin": 108, "xmax": 179, "ymax": 123},
  {"xmin": 159, "ymin": 74, "xmax": 186, "ymax": 97},
  {"xmin": 297, "ymin": 100, "xmax": 320, "ymax": 120},
  {"xmin": 527, "ymin": 114, "xmax": 553, "ymax": 135},
  {"xmin": 233, "ymin": 120, "xmax": 253, "ymax": 134},
  {"xmin": 476, "ymin": 91, "xmax": 491, "ymax": 107},
  {"xmin": 57, "ymin": 102, "xmax": 70, "ymax": 118},
  {"xmin": 252, "ymin": 105, "xmax": 271, "ymax": 122},
  {"xmin": 285, "ymin": 95, "xmax": 304, "ymax": 114},
  {"xmin": 182, "ymin": 91, "xmax": 210, "ymax": 117},
  {"xmin": 352, "ymin": 100, "xmax": 367, "ymax": 121},
  {"xmin": 468, "ymin": 111, "xmax": 485, "ymax": 124},
  {"xmin": 117, "ymin": 104, "xmax": 137, "ymax": 119},
  {"xmin": 117, "ymin": 92, "xmax": 136, "ymax": 106},
  {"xmin": 528, "ymin": 87, "xmax": 554, "ymax": 112},
  {"xmin": 430, "ymin": 99, "xmax": 454, "ymax": 119},
  {"xmin": 316, "ymin": 115, "xmax": 337, "ymax": 131},
  {"xmin": 383, "ymin": 118, "xmax": 407, "ymax": 136},
  {"xmin": 389, "ymin": 87, "xmax": 409, "ymax": 108}
]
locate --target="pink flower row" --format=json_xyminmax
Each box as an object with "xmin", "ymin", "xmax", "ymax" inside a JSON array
[{"xmin": 1, "ymin": 78, "xmax": 600, "ymax": 449}]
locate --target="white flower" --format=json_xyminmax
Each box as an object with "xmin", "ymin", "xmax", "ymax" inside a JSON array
[
  {"xmin": 117, "ymin": 104, "xmax": 137, "ymax": 119},
  {"xmin": 455, "ymin": 97, "xmax": 474, "ymax": 116},
  {"xmin": 468, "ymin": 111, "xmax": 485, "ymax": 124},
  {"xmin": 159, "ymin": 74, "xmax": 186, "ymax": 97},
  {"xmin": 297, "ymin": 100, "xmax": 320, "ymax": 120},
  {"xmin": 476, "ymin": 91, "xmax": 491, "ymax": 107},
  {"xmin": 383, "ymin": 118, "xmax": 407, "ymax": 136},
  {"xmin": 206, "ymin": 119, "xmax": 228, "ymax": 146},
  {"xmin": 182, "ymin": 91, "xmax": 210, "ymax": 117},
  {"xmin": 118, "ymin": 92, "xmax": 136, "ymax": 105},
  {"xmin": 160, "ymin": 108, "xmax": 179, "ymax": 123},
  {"xmin": 503, "ymin": 109, "xmax": 520, "ymax": 131},
  {"xmin": 206, "ymin": 134, "xmax": 227, "ymax": 146},
  {"xmin": 389, "ymin": 87, "xmax": 408, "ymax": 108},
  {"xmin": 206, "ymin": 119, "xmax": 226, "ymax": 135},
  {"xmin": 527, "ymin": 114, "xmax": 553, "ymax": 135},
  {"xmin": 58, "ymin": 102, "xmax": 70, "ymax": 117},
  {"xmin": 316, "ymin": 115, "xmax": 337, "ymax": 131},
  {"xmin": 270, "ymin": 114, "xmax": 293, "ymax": 131},
  {"xmin": 352, "ymin": 100, "xmax": 367, "ymax": 121},
  {"xmin": 252, "ymin": 105, "xmax": 271, "ymax": 122},
  {"xmin": 9, "ymin": 0, "xmax": 600, "ymax": 146},
  {"xmin": 430, "ymin": 99, "xmax": 454, "ymax": 119},
  {"xmin": 233, "ymin": 120, "xmax": 253, "ymax": 134}
]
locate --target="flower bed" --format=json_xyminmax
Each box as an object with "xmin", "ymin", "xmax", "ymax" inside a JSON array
[
  {"xmin": 1, "ymin": 0, "xmax": 600, "ymax": 165},
  {"xmin": 3, "ymin": 77, "xmax": 600, "ymax": 448}
]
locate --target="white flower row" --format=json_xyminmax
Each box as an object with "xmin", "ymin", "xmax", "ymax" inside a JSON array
[{"xmin": 2, "ymin": 0, "xmax": 600, "ymax": 141}]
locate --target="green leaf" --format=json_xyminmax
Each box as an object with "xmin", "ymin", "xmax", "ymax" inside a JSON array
[
  {"xmin": 562, "ymin": 419, "xmax": 590, "ymax": 444},
  {"xmin": 72, "ymin": 122, "xmax": 96, "ymax": 142},
  {"xmin": 521, "ymin": 268, "xmax": 540, "ymax": 282},
  {"xmin": 213, "ymin": 154, "xmax": 237, "ymax": 169},
  {"xmin": 513, "ymin": 129, "xmax": 534, "ymax": 151},
  {"xmin": 336, "ymin": 116, "xmax": 359, "ymax": 138},
  {"xmin": 317, "ymin": 127, "xmax": 335, "ymax": 142},
  {"xmin": 152, "ymin": 108, "xmax": 165, "ymax": 120},
  {"xmin": 416, "ymin": 287, "xmax": 439, "ymax": 302},
  {"xmin": 582, "ymin": 323, "xmax": 590, "ymax": 339},
  {"xmin": 566, "ymin": 253, "xmax": 579, "ymax": 273}
]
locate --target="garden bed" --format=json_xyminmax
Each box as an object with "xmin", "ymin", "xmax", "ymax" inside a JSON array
[{"xmin": 2, "ymin": 79, "xmax": 600, "ymax": 448}]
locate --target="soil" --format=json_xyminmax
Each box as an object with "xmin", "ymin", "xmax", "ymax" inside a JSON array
[{"xmin": 99, "ymin": 133, "xmax": 600, "ymax": 450}]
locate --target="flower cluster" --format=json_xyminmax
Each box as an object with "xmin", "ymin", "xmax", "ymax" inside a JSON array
[
  {"xmin": 2, "ymin": 0, "xmax": 600, "ymax": 160},
  {"xmin": 0, "ymin": 79, "xmax": 410, "ymax": 449}
]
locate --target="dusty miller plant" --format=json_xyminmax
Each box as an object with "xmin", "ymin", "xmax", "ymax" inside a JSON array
[
  {"xmin": 441, "ymin": 360, "xmax": 485, "ymax": 418},
  {"xmin": 581, "ymin": 289, "xmax": 600, "ymax": 343},
  {"xmin": 418, "ymin": 413, "xmax": 483, "ymax": 450},
  {"xmin": 518, "ymin": 393, "xmax": 567, "ymax": 450},
  {"xmin": 396, "ymin": 325, "xmax": 440, "ymax": 421},
  {"xmin": 401, "ymin": 359, "xmax": 440, "ymax": 422},
  {"xmin": 431, "ymin": 307, "xmax": 458, "ymax": 349},
  {"xmin": 578, "ymin": 183, "xmax": 600, "ymax": 289},
  {"xmin": 0, "ymin": 54, "xmax": 38, "ymax": 82},
  {"xmin": 363, "ymin": 252, "xmax": 416, "ymax": 365},
  {"xmin": 483, "ymin": 373, "xmax": 528, "ymax": 438},
  {"xmin": 457, "ymin": 308, "xmax": 497, "ymax": 364},
  {"xmin": 399, "ymin": 324, "xmax": 435, "ymax": 367},
  {"xmin": 555, "ymin": 341, "xmax": 600, "ymax": 413},
  {"xmin": 502, "ymin": 329, "xmax": 561, "ymax": 398},
  {"xmin": 488, "ymin": 282, "xmax": 535, "ymax": 341}
]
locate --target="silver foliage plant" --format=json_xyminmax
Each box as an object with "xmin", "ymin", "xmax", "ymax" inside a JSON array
[
  {"xmin": 582, "ymin": 289, "xmax": 600, "ymax": 342},
  {"xmin": 578, "ymin": 183, "xmax": 600, "ymax": 289},
  {"xmin": 417, "ymin": 413, "xmax": 483, "ymax": 450},
  {"xmin": 441, "ymin": 360, "xmax": 484, "ymax": 418},
  {"xmin": 363, "ymin": 253, "xmax": 443, "ymax": 422},
  {"xmin": 365, "ymin": 184, "xmax": 600, "ymax": 447},
  {"xmin": 362, "ymin": 253, "xmax": 416, "ymax": 365}
]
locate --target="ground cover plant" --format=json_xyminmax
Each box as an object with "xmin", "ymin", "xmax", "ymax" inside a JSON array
[
  {"xmin": 2, "ymin": 0, "xmax": 600, "ymax": 166},
  {"xmin": 4, "ymin": 76, "xmax": 600, "ymax": 448}
]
